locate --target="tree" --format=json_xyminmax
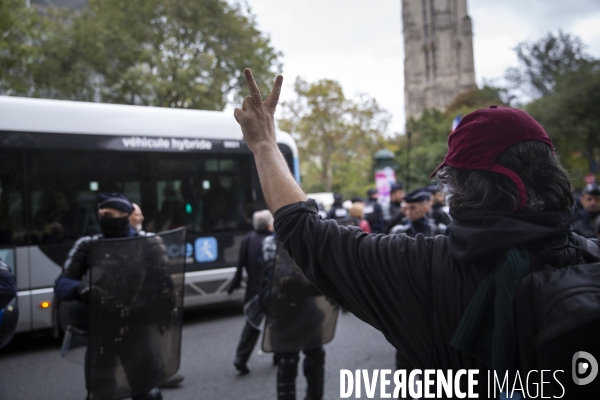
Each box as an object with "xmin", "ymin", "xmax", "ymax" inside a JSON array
[
  {"xmin": 395, "ymin": 109, "xmax": 452, "ymax": 189},
  {"xmin": 0, "ymin": 0, "xmax": 282, "ymax": 110},
  {"xmin": 505, "ymin": 31, "xmax": 591, "ymax": 99},
  {"xmin": 78, "ymin": 0, "xmax": 282, "ymax": 109},
  {"xmin": 394, "ymin": 86, "xmax": 510, "ymax": 189},
  {"xmin": 0, "ymin": 0, "xmax": 44, "ymax": 95},
  {"xmin": 445, "ymin": 85, "xmax": 511, "ymax": 115},
  {"xmin": 526, "ymin": 60, "xmax": 600, "ymax": 184},
  {"xmin": 278, "ymin": 77, "xmax": 390, "ymax": 197}
]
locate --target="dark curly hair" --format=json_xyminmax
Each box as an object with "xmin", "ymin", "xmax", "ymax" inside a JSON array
[{"xmin": 436, "ymin": 141, "xmax": 574, "ymax": 213}]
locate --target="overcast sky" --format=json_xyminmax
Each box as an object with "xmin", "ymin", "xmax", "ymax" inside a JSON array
[{"xmin": 232, "ymin": 0, "xmax": 600, "ymax": 134}]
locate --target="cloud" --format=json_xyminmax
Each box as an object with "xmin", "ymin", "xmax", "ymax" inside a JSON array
[
  {"xmin": 240, "ymin": 0, "xmax": 600, "ymax": 134},
  {"xmin": 470, "ymin": 0, "xmax": 600, "ymax": 84}
]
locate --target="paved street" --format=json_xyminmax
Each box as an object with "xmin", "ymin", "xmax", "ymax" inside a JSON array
[{"xmin": 0, "ymin": 302, "xmax": 394, "ymax": 400}]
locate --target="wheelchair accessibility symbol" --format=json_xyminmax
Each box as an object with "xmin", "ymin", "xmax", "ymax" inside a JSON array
[{"xmin": 194, "ymin": 237, "xmax": 218, "ymax": 263}]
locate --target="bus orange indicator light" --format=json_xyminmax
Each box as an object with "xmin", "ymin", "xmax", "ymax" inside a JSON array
[{"xmin": 40, "ymin": 301, "xmax": 51, "ymax": 309}]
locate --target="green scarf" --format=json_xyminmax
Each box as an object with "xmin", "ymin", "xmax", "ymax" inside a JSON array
[{"xmin": 449, "ymin": 247, "xmax": 531, "ymax": 375}]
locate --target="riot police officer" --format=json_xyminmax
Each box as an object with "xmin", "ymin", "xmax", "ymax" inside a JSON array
[
  {"xmin": 385, "ymin": 183, "xmax": 405, "ymax": 232},
  {"xmin": 574, "ymin": 184, "xmax": 600, "ymax": 238},
  {"xmin": 425, "ymin": 184, "xmax": 452, "ymax": 227},
  {"xmin": 363, "ymin": 189, "xmax": 386, "ymax": 234},
  {"xmin": 260, "ymin": 234, "xmax": 337, "ymax": 400},
  {"xmin": 327, "ymin": 193, "xmax": 348, "ymax": 220},
  {"xmin": 389, "ymin": 189, "xmax": 444, "ymax": 238},
  {"xmin": 54, "ymin": 193, "xmax": 165, "ymax": 400}
]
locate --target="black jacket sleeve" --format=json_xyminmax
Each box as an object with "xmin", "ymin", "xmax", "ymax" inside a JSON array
[
  {"xmin": 274, "ymin": 200, "xmax": 435, "ymax": 350},
  {"xmin": 387, "ymin": 211, "xmax": 405, "ymax": 232}
]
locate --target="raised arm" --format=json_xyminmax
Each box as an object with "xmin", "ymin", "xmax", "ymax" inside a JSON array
[
  {"xmin": 233, "ymin": 69, "xmax": 437, "ymax": 353},
  {"xmin": 233, "ymin": 69, "xmax": 306, "ymax": 213}
]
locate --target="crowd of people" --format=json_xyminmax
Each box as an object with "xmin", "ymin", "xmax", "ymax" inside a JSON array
[
  {"xmin": 323, "ymin": 184, "xmax": 451, "ymax": 238},
  {"xmin": 322, "ymin": 181, "xmax": 600, "ymax": 241}
]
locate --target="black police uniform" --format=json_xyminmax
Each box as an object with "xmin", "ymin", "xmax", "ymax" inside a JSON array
[
  {"xmin": 364, "ymin": 190, "xmax": 386, "ymax": 234},
  {"xmin": 327, "ymin": 194, "xmax": 348, "ymax": 220},
  {"xmin": 54, "ymin": 193, "xmax": 162, "ymax": 400},
  {"xmin": 574, "ymin": 184, "xmax": 600, "ymax": 238},
  {"xmin": 261, "ymin": 234, "xmax": 328, "ymax": 400},
  {"xmin": 228, "ymin": 229, "xmax": 273, "ymax": 372}
]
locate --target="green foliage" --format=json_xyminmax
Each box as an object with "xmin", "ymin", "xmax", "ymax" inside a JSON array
[
  {"xmin": 394, "ymin": 86, "xmax": 507, "ymax": 190},
  {"xmin": 278, "ymin": 77, "xmax": 390, "ymax": 198},
  {"xmin": 526, "ymin": 61, "xmax": 600, "ymax": 187},
  {"xmin": 407, "ymin": 108, "xmax": 452, "ymax": 145},
  {"xmin": 446, "ymin": 85, "xmax": 510, "ymax": 115},
  {"xmin": 505, "ymin": 31, "xmax": 591, "ymax": 98},
  {"xmin": 0, "ymin": 0, "xmax": 281, "ymax": 110},
  {"xmin": 395, "ymin": 140, "xmax": 448, "ymax": 190},
  {"xmin": 0, "ymin": 0, "xmax": 44, "ymax": 95}
]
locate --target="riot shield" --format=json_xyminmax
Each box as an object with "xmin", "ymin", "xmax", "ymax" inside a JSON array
[
  {"xmin": 87, "ymin": 228, "xmax": 185, "ymax": 400},
  {"xmin": 60, "ymin": 325, "xmax": 88, "ymax": 364},
  {"xmin": 60, "ymin": 300, "xmax": 90, "ymax": 364},
  {"xmin": 262, "ymin": 246, "xmax": 338, "ymax": 353},
  {"xmin": 243, "ymin": 294, "xmax": 265, "ymax": 330}
]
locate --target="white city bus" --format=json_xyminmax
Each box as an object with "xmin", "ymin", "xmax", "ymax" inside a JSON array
[{"xmin": 0, "ymin": 96, "xmax": 299, "ymax": 337}]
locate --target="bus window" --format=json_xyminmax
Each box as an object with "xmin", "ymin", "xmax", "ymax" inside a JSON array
[
  {"xmin": 0, "ymin": 151, "xmax": 25, "ymax": 245},
  {"xmin": 156, "ymin": 181, "xmax": 188, "ymax": 232},
  {"xmin": 152, "ymin": 153, "xmax": 253, "ymax": 233},
  {"xmin": 27, "ymin": 150, "xmax": 147, "ymax": 243}
]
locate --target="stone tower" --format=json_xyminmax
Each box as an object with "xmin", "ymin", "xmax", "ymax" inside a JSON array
[{"xmin": 402, "ymin": 0, "xmax": 476, "ymax": 120}]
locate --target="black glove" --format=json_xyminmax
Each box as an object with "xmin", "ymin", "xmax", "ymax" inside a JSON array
[{"xmin": 76, "ymin": 281, "xmax": 91, "ymax": 302}]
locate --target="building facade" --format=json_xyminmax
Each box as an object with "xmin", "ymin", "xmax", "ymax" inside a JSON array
[{"xmin": 402, "ymin": 0, "xmax": 476, "ymax": 119}]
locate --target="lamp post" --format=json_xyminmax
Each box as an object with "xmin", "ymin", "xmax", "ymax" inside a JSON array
[
  {"xmin": 372, "ymin": 149, "xmax": 398, "ymax": 204},
  {"xmin": 373, "ymin": 149, "xmax": 397, "ymax": 171}
]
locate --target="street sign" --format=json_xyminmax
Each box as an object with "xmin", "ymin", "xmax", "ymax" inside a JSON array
[{"xmin": 195, "ymin": 237, "xmax": 218, "ymax": 262}]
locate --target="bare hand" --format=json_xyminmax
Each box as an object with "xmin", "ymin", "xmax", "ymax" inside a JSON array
[{"xmin": 234, "ymin": 69, "xmax": 283, "ymax": 153}]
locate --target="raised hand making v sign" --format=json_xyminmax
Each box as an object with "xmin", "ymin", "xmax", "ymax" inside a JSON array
[{"xmin": 234, "ymin": 69, "xmax": 307, "ymax": 213}]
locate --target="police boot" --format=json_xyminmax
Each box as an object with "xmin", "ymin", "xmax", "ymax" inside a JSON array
[
  {"xmin": 303, "ymin": 348, "xmax": 325, "ymax": 400},
  {"xmin": 158, "ymin": 372, "xmax": 184, "ymax": 388},
  {"xmin": 131, "ymin": 387, "xmax": 162, "ymax": 400},
  {"xmin": 277, "ymin": 355, "xmax": 299, "ymax": 400}
]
